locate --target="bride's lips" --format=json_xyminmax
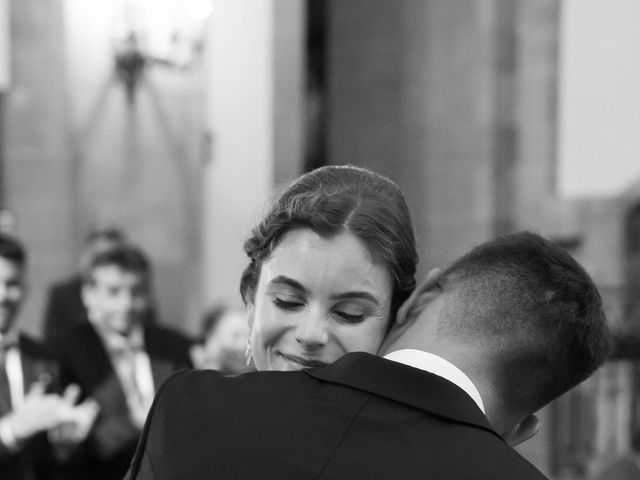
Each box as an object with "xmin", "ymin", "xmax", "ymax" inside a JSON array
[{"xmin": 278, "ymin": 352, "xmax": 329, "ymax": 369}]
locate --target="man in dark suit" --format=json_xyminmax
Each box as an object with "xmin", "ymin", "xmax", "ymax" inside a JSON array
[
  {"xmin": 125, "ymin": 232, "xmax": 612, "ymax": 480},
  {"xmin": 59, "ymin": 244, "xmax": 192, "ymax": 480},
  {"xmin": 42, "ymin": 226, "xmax": 127, "ymax": 353},
  {"xmin": 0, "ymin": 233, "xmax": 99, "ymax": 479}
]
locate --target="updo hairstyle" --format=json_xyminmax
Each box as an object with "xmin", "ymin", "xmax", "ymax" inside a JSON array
[{"xmin": 239, "ymin": 165, "xmax": 418, "ymax": 319}]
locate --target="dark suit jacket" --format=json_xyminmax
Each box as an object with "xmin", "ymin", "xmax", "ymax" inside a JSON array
[
  {"xmin": 0, "ymin": 334, "xmax": 68, "ymax": 480},
  {"xmin": 42, "ymin": 276, "xmax": 87, "ymax": 354},
  {"xmin": 59, "ymin": 323, "xmax": 193, "ymax": 480},
  {"xmin": 125, "ymin": 352, "xmax": 548, "ymax": 480}
]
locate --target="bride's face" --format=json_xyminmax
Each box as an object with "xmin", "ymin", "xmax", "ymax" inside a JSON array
[{"xmin": 247, "ymin": 228, "xmax": 393, "ymax": 371}]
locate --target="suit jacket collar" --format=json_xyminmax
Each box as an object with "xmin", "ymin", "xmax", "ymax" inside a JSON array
[
  {"xmin": 305, "ymin": 352, "xmax": 502, "ymax": 440},
  {"xmin": 383, "ymin": 349, "xmax": 485, "ymax": 413},
  {"xmin": 79, "ymin": 322, "xmax": 158, "ymax": 354},
  {"xmin": 78, "ymin": 322, "xmax": 183, "ymax": 392}
]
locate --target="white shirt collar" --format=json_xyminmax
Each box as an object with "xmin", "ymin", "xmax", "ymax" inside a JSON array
[
  {"xmin": 383, "ymin": 349, "xmax": 485, "ymax": 413},
  {"xmin": 89, "ymin": 316, "xmax": 144, "ymax": 351}
]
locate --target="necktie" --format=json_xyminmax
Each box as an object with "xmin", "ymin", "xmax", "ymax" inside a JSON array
[
  {"xmin": 107, "ymin": 331, "xmax": 153, "ymax": 416},
  {"xmin": 110, "ymin": 340, "xmax": 141, "ymax": 404}
]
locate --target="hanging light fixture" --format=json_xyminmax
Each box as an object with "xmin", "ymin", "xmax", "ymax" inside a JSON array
[{"xmin": 110, "ymin": 0, "xmax": 212, "ymax": 103}]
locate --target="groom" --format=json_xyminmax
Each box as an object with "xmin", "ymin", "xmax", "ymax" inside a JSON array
[{"xmin": 125, "ymin": 231, "xmax": 611, "ymax": 479}]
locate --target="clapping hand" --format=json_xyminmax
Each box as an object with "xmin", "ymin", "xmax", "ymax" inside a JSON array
[
  {"xmin": 4, "ymin": 381, "xmax": 70, "ymax": 444},
  {"xmin": 48, "ymin": 384, "xmax": 100, "ymax": 447}
]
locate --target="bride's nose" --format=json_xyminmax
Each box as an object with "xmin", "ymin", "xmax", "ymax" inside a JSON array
[{"xmin": 294, "ymin": 312, "xmax": 329, "ymax": 350}]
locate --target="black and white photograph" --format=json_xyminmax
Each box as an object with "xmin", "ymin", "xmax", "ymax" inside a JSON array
[{"xmin": 0, "ymin": 1, "xmax": 637, "ymax": 479}]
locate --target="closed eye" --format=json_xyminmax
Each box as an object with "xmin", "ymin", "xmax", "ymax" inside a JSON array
[
  {"xmin": 334, "ymin": 311, "xmax": 366, "ymax": 324},
  {"xmin": 272, "ymin": 297, "xmax": 304, "ymax": 310}
]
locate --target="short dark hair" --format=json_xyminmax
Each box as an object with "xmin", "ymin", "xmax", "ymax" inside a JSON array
[
  {"xmin": 240, "ymin": 165, "xmax": 418, "ymax": 319},
  {"xmin": 78, "ymin": 225, "xmax": 128, "ymax": 273},
  {"xmin": 81, "ymin": 243, "xmax": 151, "ymax": 285},
  {"xmin": 438, "ymin": 231, "xmax": 611, "ymax": 412},
  {"xmin": 0, "ymin": 232, "xmax": 27, "ymax": 267}
]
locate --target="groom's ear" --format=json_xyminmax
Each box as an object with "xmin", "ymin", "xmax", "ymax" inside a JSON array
[
  {"xmin": 502, "ymin": 414, "xmax": 540, "ymax": 447},
  {"xmin": 395, "ymin": 268, "xmax": 442, "ymax": 326}
]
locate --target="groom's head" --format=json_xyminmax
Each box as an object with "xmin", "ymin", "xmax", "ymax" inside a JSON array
[{"xmin": 380, "ymin": 231, "xmax": 611, "ymax": 433}]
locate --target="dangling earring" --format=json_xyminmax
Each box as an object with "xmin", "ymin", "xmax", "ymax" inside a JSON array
[{"xmin": 245, "ymin": 337, "xmax": 253, "ymax": 367}]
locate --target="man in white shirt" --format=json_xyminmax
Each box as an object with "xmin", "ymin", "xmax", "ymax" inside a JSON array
[
  {"xmin": 60, "ymin": 243, "xmax": 192, "ymax": 480},
  {"xmin": 125, "ymin": 231, "xmax": 612, "ymax": 480},
  {"xmin": 0, "ymin": 232, "xmax": 98, "ymax": 479}
]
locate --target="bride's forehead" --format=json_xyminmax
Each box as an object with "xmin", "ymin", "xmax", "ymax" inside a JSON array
[
  {"xmin": 260, "ymin": 230, "xmax": 392, "ymax": 294},
  {"xmin": 268, "ymin": 229, "xmax": 377, "ymax": 266}
]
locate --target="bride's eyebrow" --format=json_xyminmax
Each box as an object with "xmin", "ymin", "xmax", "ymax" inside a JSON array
[
  {"xmin": 268, "ymin": 275, "xmax": 307, "ymax": 293},
  {"xmin": 330, "ymin": 291, "xmax": 379, "ymax": 305}
]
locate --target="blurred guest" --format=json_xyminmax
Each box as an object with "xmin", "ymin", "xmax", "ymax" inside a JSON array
[
  {"xmin": 42, "ymin": 226, "xmax": 127, "ymax": 353},
  {"xmin": 59, "ymin": 244, "xmax": 192, "ymax": 480},
  {"xmin": 190, "ymin": 304, "xmax": 253, "ymax": 374},
  {"xmin": 0, "ymin": 233, "xmax": 99, "ymax": 479}
]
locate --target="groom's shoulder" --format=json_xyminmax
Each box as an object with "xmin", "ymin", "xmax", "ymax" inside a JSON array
[{"xmin": 158, "ymin": 367, "xmax": 314, "ymax": 400}]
